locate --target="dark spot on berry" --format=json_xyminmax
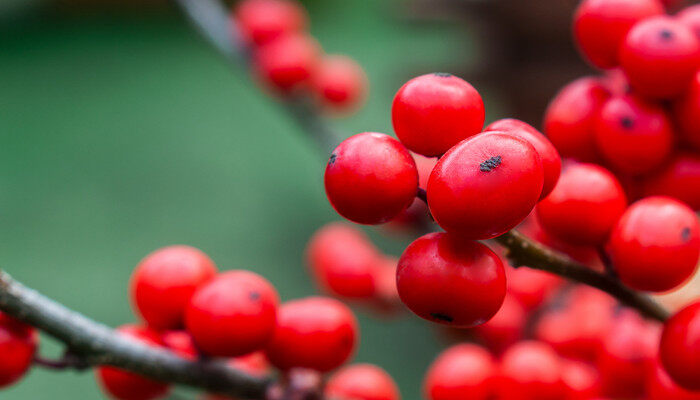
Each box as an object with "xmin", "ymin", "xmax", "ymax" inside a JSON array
[
  {"xmin": 249, "ymin": 291, "xmax": 260, "ymax": 301},
  {"xmin": 433, "ymin": 72, "xmax": 453, "ymax": 78},
  {"xmin": 430, "ymin": 312, "xmax": 454, "ymax": 323},
  {"xmin": 328, "ymin": 153, "xmax": 337, "ymax": 166},
  {"xmin": 660, "ymin": 29, "xmax": 674, "ymax": 41},
  {"xmin": 682, "ymin": 227, "xmax": 692, "ymax": 242},
  {"xmin": 620, "ymin": 116, "xmax": 634, "ymax": 129},
  {"xmin": 479, "ymin": 155, "xmax": 502, "ymax": 172}
]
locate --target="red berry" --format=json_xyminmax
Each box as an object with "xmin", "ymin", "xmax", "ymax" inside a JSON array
[
  {"xmin": 234, "ymin": 0, "xmax": 307, "ymax": 47},
  {"xmin": 264, "ymin": 296, "xmax": 358, "ymax": 372},
  {"xmin": 498, "ymin": 341, "xmax": 565, "ymax": 400},
  {"xmin": 96, "ymin": 325, "xmax": 170, "ymax": 400},
  {"xmin": 594, "ymin": 94, "xmax": 673, "ymax": 175},
  {"xmin": 648, "ymin": 357, "xmax": 700, "ymax": 400},
  {"xmin": 423, "ymin": 344, "xmax": 497, "ymax": 400},
  {"xmin": 673, "ymin": 71, "xmax": 700, "ymax": 150},
  {"xmin": 130, "ymin": 245, "xmax": 217, "ymax": 330},
  {"xmin": 620, "ymin": 15, "xmax": 700, "ymax": 99},
  {"xmin": 0, "ymin": 312, "xmax": 37, "ymax": 389},
  {"xmin": 573, "ymin": 0, "xmax": 663, "ymax": 68},
  {"xmin": 608, "ymin": 196, "xmax": 700, "ymax": 292},
  {"xmin": 678, "ymin": 4, "xmax": 700, "ymax": 39},
  {"xmin": 561, "ymin": 361, "xmax": 601, "ymax": 400},
  {"xmin": 311, "ymin": 55, "xmax": 367, "ymax": 113},
  {"xmin": 643, "ymin": 152, "xmax": 700, "ymax": 210},
  {"xmin": 427, "ymin": 132, "xmax": 544, "ymax": 239},
  {"xmin": 472, "ymin": 293, "xmax": 526, "ymax": 354},
  {"xmin": 325, "ymin": 364, "xmax": 400, "ymax": 400},
  {"xmin": 306, "ymin": 223, "xmax": 381, "ymax": 299},
  {"xmin": 505, "ymin": 265, "xmax": 563, "ymax": 311},
  {"xmin": 325, "ymin": 132, "xmax": 418, "ymax": 225},
  {"xmin": 484, "ymin": 118, "xmax": 562, "ymax": 199},
  {"xmin": 185, "ymin": 270, "xmax": 279, "ymax": 357},
  {"xmin": 254, "ymin": 33, "xmax": 320, "ymax": 94},
  {"xmin": 544, "ymin": 77, "xmax": 610, "ymax": 162},
  {"xmin": 660, "ymin": 300, "xmax": 700, "ymax": 391},
  {"xmin": 396, "ymin": 232, "xmax": 506, "ymax": 327},
  {"xmin": 391, "ymin": 73, "xmax": 485, "ymax": 157},
  {"xmin": 537, "ymin": 163, "xmax": 627, "ymax": 246}
]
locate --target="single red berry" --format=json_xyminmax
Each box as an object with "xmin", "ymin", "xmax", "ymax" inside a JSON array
[
  {"xmin": 311, "ymin": 55, "xmax": 367, "ymax": 114},
  {"xmin": 544, "ymin": 77, "xmax": 610, "ymax": 162},
  {"xmin": 678, "ymin": 4, "xmax": 700, "ymax": 39},
  {"xmin": 396, "ymin": 232, "xmax": 506, "ymax": 327},
  {"xmin": 537, "ymin": 163, "xmax": 627, "ymax": 246},
  {"xmin": 264, "ymin": 296, "xmax": 358, "ymax": 372},
  {"xmin": 673, "ymin": 71, "xmax": 700, "ymax": 150},
  {"xmin": 660, "ymin": 300, "xmax": 700, "ymax": 391},
  {"xmin": 391, "ymin": 73, "xmax": 485, "ymax": 157},
  {"xmin": 423, "ymin": 344, "xmax": 497, "ymax": 400},
  {"xmin": 620, "ymin": 15, "xmax": 700, "ymax": 99},
  {"xmin": 594, "ymin": 94, "xmax": 673, "ymax": 175},
  {"xmin": 427, "ymin": 132, "xmax": 544, "ymax": 239},
  {"xmin": 648, "ymin": 357, "xmax": 700, "ymax": 400},
  {"xmin": 643, "ymin": 152, "xmax": 700, "ymax": 210},
  {"xmin": 254, "ymin": 33, "xmax": 320, "ymax": 94},
  {"xmin": 573, "ymin": 0, "xmax": 663, "ymax": 68},
  {"xmin": 325, "ymin": 132, "xmax": 418, "ymax": 225},
  {"xmin": 161, "ymin": 330, "xmax": 198, "ymax": 360},
  {"xmin": 233, "ymin": 0, "xmax": 307, "ymax": 47},
  {"xmin": 608, "ymin": 196, "xmax": 700, "ymax": 292},
  {"xmin": 498, "ymin": 341, "xmax": 565, "ymax": 400},
  {"xmin": 0, "ymin": 312, "xmax": 37, "ymax": 389},
  {"xmin": 130, "ymin": 245, "xmax": 217, "ymax": 330},
  {"xmin": 325, "ymin": 363, "xmax": 401, "ymax": 400},
  {"xmin": 505, "ymin": 265, "xmax": 563, "ymax": 312},
  {"xmin": 561, "ymin": 361, "xmax": 601, "ymax": 400},
  {"xmin": 484, "ymin": 118, "xmax": 561, "ymax": 199},
  {"xmin": 185, "ymin": 270, "xmax": 279, "ymax": 357},
  {"xmin": 472, "ymin": 293, "xmax": 526, "ymax": 354},
  {"xmin": 96, "ymin": 325, "xmax": 170, "ymax": 400}
]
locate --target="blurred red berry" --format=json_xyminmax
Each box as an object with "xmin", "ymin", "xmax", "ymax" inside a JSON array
[
  {"xmin": 161, "ymin": 330, "xmax": 198, "ymax": 360},
  {"xmin": 0, "ymin": 312, "xmax": 37, "ymax": 389},
  {"xmin": 325, "ymin": 363, "xmax": 400, "ymax": 400},
  {"xmin": 498, "ymin": 341, "xmax": 566, "ymax": 400},
  {"xmin": 423, "ymin": 344, "xmax": 497, "ymax": 400},
  {"xmin": 562, "ymin": 361, "xmax": 601, "ymax": 400},
  {"xmin": 234, "ymin": 0, "xmax": 307, "ymax": 47},
  {"xmin": 660, "ymin": 300, "xmax": 700, "ymax": 391},
  {"xmin": 254, "ymin": 33, "xmax": 320, "ymax": 94},
  {"xmin": 678, "ymin": 4, "xmax": 700, "ymax": 38},
  {"xmin": 472, "ymin": 293, "xmax": 526, "ymax": 354},
  {"xmin": 505, "ymin": 265, "xmax": 563, "ymax": 311},
  {"xmin": 312, "ymin": 55, "xmax": 367, "ymax": 113},
  {"xmin": 643, "ymin": 152, "xmax": 700, "ymax": 210}
]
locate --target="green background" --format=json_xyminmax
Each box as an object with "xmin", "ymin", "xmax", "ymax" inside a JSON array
[{"xmin": 0, "ymin": 1, "xmax": 493, "ymax": 398}]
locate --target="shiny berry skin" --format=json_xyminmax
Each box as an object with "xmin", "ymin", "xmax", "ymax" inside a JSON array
[
  {"xmin": 396, "ymin": 232, "xmax": 506, "ymax": 327},
  {"xmin": 306, "ymin": 222, "xmax": 381, "ymax": 299},
  {"xmin": 391, "ymin": 73, "xmax": 485, "ymax": 157},
  {"xmin": 130, "ymin": 245, "xmax": 217, "ymax": 330},
  {"xmin": 561, "ymin": 361, "xmax": 601, "ymax": 400},
  {"xmin": 644, "ymin": 152, "xmax": 700, "ymax": 210},
  {"xmin": 96, "ymin": 325, "xmax": 170, "ymax": 400},
  {"xmin": 423, "ymin": 344, "xmax": 497, "ymax": 400},
  {"xmin": 660, "ymin": 300, "xmax": 700, "ymax": 391},
  {"xmin": 0, "ymin": 312, "xmax": 37, "ymax": 389},
  {"xmin": 608, "ymin": 196, "xmax": 700, "ymax": 292},
  {"xmin": 679, "ymin": 4, "xmax": 700, "ymax": 39},
  {"xmin": 498, "ymin": 341, "xmax": 565, "ymax": 400},
  {"xmin": 620, "ymin": 16, "xmax": 700, "ymax": 99},
  {"xmin": 185, "ymin": 270, "xmax": 279, "ymax": 357},
  {"xmin": 472, "ymin": 293, "xmax": 526, "ymax": 354},
  {"xmin": 254, "ymin": 33, "xmax": 320, "ymax": 94},
  {"xmin": 264, "ymin": 297, "xmax": 358, "ymax": 372},
  {"xmin": 484, "ymin": 118, "xmax": 561, "ymax": 199},
  {"xmin": 544, "ymin": 77, "xmax": 609, "ymax": 162},
  {"xmin": 427, "ymin": 132, "xmax": 544, "ymax": 239},
  {"xmin": 537, "ymin": 163, "xmax": 627, "ymax": 246},
  {"xmin": 594, "ymin": 94, "xmax": 673, "ymax": 175},
  {"xmin": 325, "ymin": 132, "xmax": 418, "ymax": 225},
  {"xmin": 311, "ymin": 55, "xmax": 367, "ymax": 113},
  {"xmin": 573, "ymin": 0, "xmax": 663, "ymax": 69},
  {"xmin": 325, "ymin": 364, "xmax": 401, "ymax": 400},
  {"xmin": 673, "ymin": 71, "xmax": 700, "ymax": 150},
  {"xmin": 234, "ymin": 0, "xmax": 307, "ymax": 47},
  {"xmin": 648, "ymin": 357, "xmax": 700, "ymax": 400}
]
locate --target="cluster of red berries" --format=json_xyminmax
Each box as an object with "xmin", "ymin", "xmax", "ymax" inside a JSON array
[{"xmin": 233, "ymin": 0, "xmax": 367, "ymax": 114}]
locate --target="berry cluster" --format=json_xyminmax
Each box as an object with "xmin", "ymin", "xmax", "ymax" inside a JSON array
[{"xmin": 233, "ymin": 0, "xmax": 367, "ymax": 114}]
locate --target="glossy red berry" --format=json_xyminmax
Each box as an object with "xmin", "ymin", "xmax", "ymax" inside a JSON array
[
  {"xmin": 472, "ymin": 293, "xmax": 526, "ymax": 354},
  {"xmin": 0, "ymin": 312, "xmax": 37, "ymax": 389},
  {"xmin": 325, "ymin": 132, "xmax": 418, "ymax": 225},
  {"xmin": 573, "ymin": 0, "xmax": 663, "ymax": 68},
  {"xmin": 423, "ymin": 344, "xmax": 497, "ymax": 400},
  {"xmin": 396, "ymin": 232, "xmax": 506, "ymax": 327},
  {"xmin": 648, "ymin": 357, "xmax": 700, "ymax": 400},
  {"xmin": 325, "ymin": 364, "xmax": 401, "ymax": 400},
  {"xmin": 484, "ymin": 118, "xmax": 561, "ymax": 199},
  {"xmin": 96, "ymin": 325, "xmax": 170, "ymax": 400},
  {"xmin": 660, "ymin": 300, "xmax": 700, "ymax": 391},
  {"xmin": 264, "ymin": 296, "xmax": 358, "ymax": 372},
  {"xmin": 544, "ymin": 77, "xmax": 609, "ymax": 162},
  {"xmin": 673, "ymin": 71, "xmax": 700, "ymax": 150},
  {"xmin": 608, "ymin": 196, "xmax": 700, "ymax": 292},
  {"xmin": 594, "ymin": 94, "xmax": 673, "ymax": 175},
  {"xmin": 498, "ymin": 341, "xmax": 565, "ymax": 400},
  {"xmin": 311, "ymin": 55, "xmax": 367, "ymax": 113},
  {"xmin": 620, "ymin": 15, "xmax": 700, "ymax": 99},
  {"xmin": 185, "ymin": 270, "xmax": 279, "ymax": 357},
  {"xmin": 561, "ymin": 361, "xmax": 601, "ymax": 400},
  {"xmin": 644, "ymin": 152, "xmax": 700, "ymax": 210},
  {"xmin": 391, "ymin": 73, "xmax": 485, "ymax": 157},
  {"xmin": 130, "ymin": 245, "xmax": 217, "ymax": 330},
  {"xmin": 427, "ymin": 132, "xmax": 544, "ymax": 239},
  {"xmin": 537, "ymin": 163, "xmax": 627, "ymax": 246},
  {"xmin": 254, "ymin": 33, "xmax": 320, "ymax": 94},
  {"xmin": 234, "ymin": 0, "xmax": 307, "ymax": 47}
]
